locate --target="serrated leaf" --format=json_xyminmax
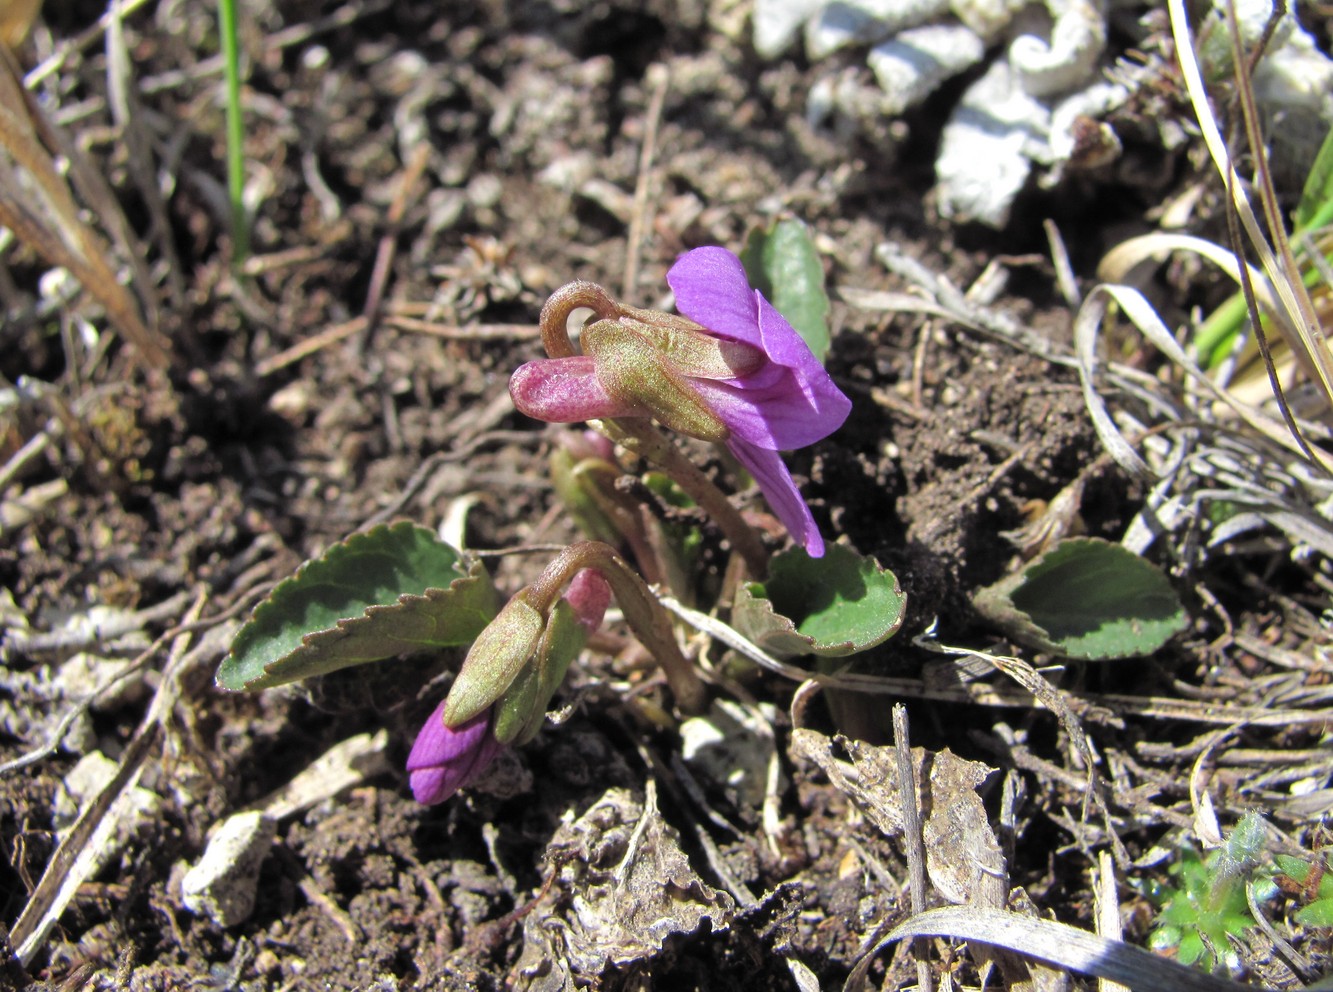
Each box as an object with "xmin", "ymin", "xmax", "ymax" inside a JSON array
[
  {"xmin": 219, "ymin": 522, "xmax": 497, "ymax": 690},
  {"xmin": 740, "ymin": 217, "xmax": 831, "ymax": 363},
  {"xmin": 972, "ymin": 538, "xmax": 1186, "ymax": 660},
  {"xmin": 732, "ymin": 543, "xmax": 905, "ymax": 658}
]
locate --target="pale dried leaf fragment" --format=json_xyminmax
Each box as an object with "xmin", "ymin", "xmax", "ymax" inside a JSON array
[
  {"xmin": 513, "ymin": 785, "xmax": 734, "ymax": 988},
  {"xmin": 791, "ymin": 728, "xmax": 1004, "ymax": 905},
  {"xmin": 921, "ymin": 749, "xmax": 1006, "ymax": 907}
]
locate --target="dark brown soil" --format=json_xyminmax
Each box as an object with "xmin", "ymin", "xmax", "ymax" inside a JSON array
[{"xmin": 3, "ymin": 2, "xmax": 1331, "ymax": 991}]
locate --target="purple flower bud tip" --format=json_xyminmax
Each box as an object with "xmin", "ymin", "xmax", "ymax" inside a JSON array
[
  {"xmin": 565, "ymin": 568, "xmax": 611, "ymax": 634},
  {"xmin": 407, "ymin": 702, "xmax": 504, "ymax": 805}
]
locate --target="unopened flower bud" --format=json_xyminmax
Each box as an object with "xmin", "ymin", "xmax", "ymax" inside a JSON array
[
  {"xmin": 407, "ymin": 703, "xmax": 504, "ymax": 805},
  {"xmin": 493, "ymin": 569, "xmax": 611, "ymax": 746},
  {"xmin": 443, "ymin": 591, "xmax": 544, "ymax": 727}
]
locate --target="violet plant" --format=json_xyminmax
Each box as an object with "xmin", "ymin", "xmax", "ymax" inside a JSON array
[
  {"xmin": 511, "ymin": 246, "xmax": 851, "ymax": 557},
  {"xmin": 220, "ymin": 228, "xmax": 906, "ymax": 808}
]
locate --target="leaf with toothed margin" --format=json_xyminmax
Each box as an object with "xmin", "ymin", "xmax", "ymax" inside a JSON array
[
  {"xmin": 972, "ymin": 537, "xmax": 1186, "ymax": 660},
  {"xmin": 733, "ymin": 544, "xmax": 905, "ymax": 658},
  {"xmin": 218, "ymin": 522, "xmax": 497, "ymax": 691}
]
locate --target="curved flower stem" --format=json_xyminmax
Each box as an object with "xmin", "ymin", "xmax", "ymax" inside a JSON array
[
  {"xmin": 594, "ymin": 418, "xmax": 769, "ymax": 579},
  {"xmin": 539, "ymin": 281, "xmax": 624, "ymax": 359},
  {"xmin": 530, "ymin": 541, "xmax": 708, "ymax": 715},
  {"xmin": 539, "ymin": 279, "xmax": 770, "ymax": 580}
]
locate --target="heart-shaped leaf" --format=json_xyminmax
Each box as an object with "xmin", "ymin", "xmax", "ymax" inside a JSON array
[
  {"xmin": 219, "ymin": 522, "xmax": 497, "ymax": 691},
  {"xmin": 971, "ymin": 537, "xmax": 1186, "ymax": 660},
  {"xmin": 741, "ymin": 217, "xmax": 832, "ymax": 363},
  {"xmin": 733, "ymin": 544, "xmax": 905, "ymax": 658}
]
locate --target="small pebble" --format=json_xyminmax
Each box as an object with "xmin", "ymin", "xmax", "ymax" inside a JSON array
[{"xmin": 181, "ymin": 811, "xmax": 276, "ymax": 927}]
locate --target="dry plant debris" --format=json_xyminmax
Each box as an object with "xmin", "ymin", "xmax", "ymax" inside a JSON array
[{"xmin": 1, "ymin": 0, "xmax": 1332, "ymax": 990}]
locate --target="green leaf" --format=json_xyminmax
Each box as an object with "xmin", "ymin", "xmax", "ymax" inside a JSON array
[
  {"xmin": 1274, "ymin": 854, "xmax": 1313, "ymax": 885},
  {"xmin": 972, "ymin": 538, "xmax": 1187, "ymax": 660},
  {"xmin": 740, "ymin": 217, "xmax": 832, "ymax": 363},
  {"xmin": 1294, "ymin": 123, "xmax": 1333, "ymax": 232},
  {"xmin": 732, "ymin": 544, "xmax": 905, "ymax": 658},
  {"xmin": 218, "ymin": 522, "xmax": 497, "ymax": 690},
  {"xmin": 1296, "ymin": 898, "xmax": 1333, "ymax": 928}
]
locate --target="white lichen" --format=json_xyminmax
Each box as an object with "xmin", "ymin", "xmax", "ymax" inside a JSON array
[
  {"xmin": 936, "ymin": 60, "xmax": 1050, "ymax": 227},
  {"xmin": 803, "ymin": 0, "xmax": 949, "ymax": 59},
  {"xmin": 752, "ymin": 0, "xmax": 1333, "ymax": 228},
  {"xmin": 1008, "ymin": 0, "xmax": 1106, "ymax": 98},
  {"xmin": 868, "ymin": 24, "xmax": 987, "ymax": 116}
]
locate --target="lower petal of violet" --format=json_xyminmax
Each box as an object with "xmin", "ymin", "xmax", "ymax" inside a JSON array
[{"xmin": 728, "ymin": 439, "xmax": 825, "ymax": 558}]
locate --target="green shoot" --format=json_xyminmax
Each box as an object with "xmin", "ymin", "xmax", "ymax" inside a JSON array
[
  {"xmin": 1141, "ymin": 813, "xmax": 1271, "ymax": 973},
  {"xmin": 218, "ymin": 0, "xmax": 249, "ymax": 263},
  {"xmin": 1194, "ymin": 124, "xmax": 1333, "ymax": 371}
]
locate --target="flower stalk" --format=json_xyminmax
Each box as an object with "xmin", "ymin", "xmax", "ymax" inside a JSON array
[
  {"xmin": 528, "ymin": 542, "xmax": 707, "ymax": 714},
  {"xmin": 538, "ymin": 281, "xmax": 771, "ymax": 577},
  {"xmin": 517, "ymin": 248, "xmax": 850, "ymax": 560}
]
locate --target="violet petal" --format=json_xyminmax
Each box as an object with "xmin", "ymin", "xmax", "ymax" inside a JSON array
[
  {"xmin": 691, "ymin": 367, "xmax": 847, "ymax": 451},
  {"xmin": 727, "ymin": 439, "xmax": 825, "ymax": 557},
  {"xmin": 407, "ymin": 703, "xmax": 505, "ymax": 805},
  {"xmin": 666, "ymin": 247, "xmax": 763, "ymax": 348}
]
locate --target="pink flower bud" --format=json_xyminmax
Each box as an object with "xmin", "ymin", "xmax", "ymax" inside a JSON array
[{"xmin": 564, "ymin": 568, "xmax": 611, "ymax": 635}]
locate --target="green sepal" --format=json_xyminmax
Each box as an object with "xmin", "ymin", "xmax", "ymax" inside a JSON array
[
  {"xmin": 218, "ymin": 522, "xmax": 496, "ymax": 691},
  {"xmin": 493, "ymin": 598, "xmax": 586, "ymax": 745},
  {"xmin": 732, "ymin": 543, "xmax": 905, "ymax": 658},
  {"xmin": 443, "ymin": 590, "xmax": 544, "ymax": 727},
  {"xmin": 583, "ymin": 320, "xmax": 730, "ymax": 443}
]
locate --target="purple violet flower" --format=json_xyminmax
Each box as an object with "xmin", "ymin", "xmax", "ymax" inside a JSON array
[
  {"xmin": 406, "ymin": 702, "xmax": 504, "ymax": 805},
  {"xmin": 511, "ymin": 246, "xmax": 851, "ymax": 556}
]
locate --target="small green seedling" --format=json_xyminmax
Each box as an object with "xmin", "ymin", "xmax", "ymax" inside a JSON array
[
  {"xmin": 1142, "ymin": 813, "xmax": 1275, "ymax": 973},
  {"xmin": 1273, "ymin": 853, "xmax": 1333, "ymax": 928}
]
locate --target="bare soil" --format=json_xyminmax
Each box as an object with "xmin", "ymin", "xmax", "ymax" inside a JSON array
[{"xmin": 2, "ymin": 2, "xmax": 1331, "ymax": 991}]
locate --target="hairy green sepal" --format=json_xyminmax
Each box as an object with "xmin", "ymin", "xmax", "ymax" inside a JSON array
[
  {"xmin": 493, "ymin": 598, "xmax": 586, "ymax": 745},
  {"xmin": 443, "ymin": 592, "xmax": 544, "ymax": 727},
  {"xmin": 584, "ymin": 320, "xmax": 730, "ymax": 442}
]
